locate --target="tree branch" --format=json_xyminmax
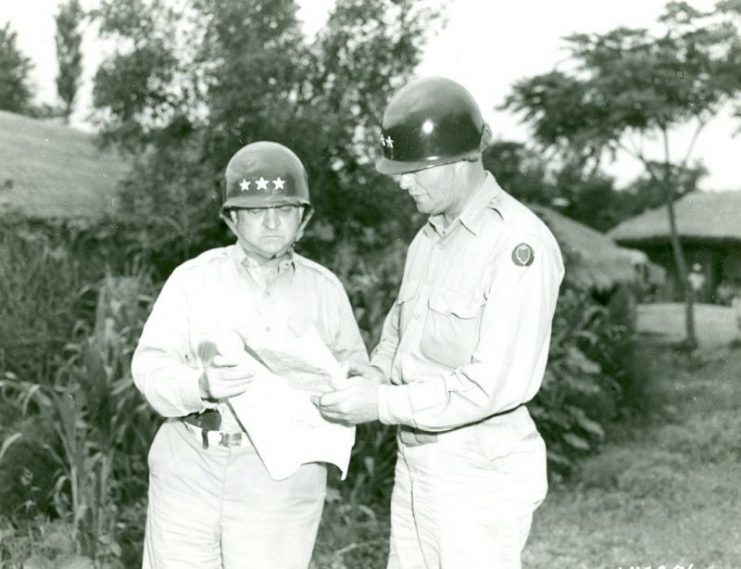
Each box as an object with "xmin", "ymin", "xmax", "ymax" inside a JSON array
[
  {"xmin": 679, "ymin": 117, "xmax": 707, "ymax": 171},
  {"xmin": 624, "ymin": 132, "xmax": 643, "ymax": 158},
  {"xmin": 616, "ymin": 139, "xmax": 664, "ymax": 186}
]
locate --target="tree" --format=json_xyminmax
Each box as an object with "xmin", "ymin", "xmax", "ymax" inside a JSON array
[
  {"xmin": 91, "ymin": 0, "xmax": 189, "ymax": 152},
  {"xmin": 482, "ymin": 141, "xmax": 626, "ymax": 231},
  {"xmin": 0, "ymin": 23, "xmax": 33, "ymax": 114},
  {"xmin": 482, "ymin": 140, "xmax": 551, "ymax": 205},
  {"xmin": 301, "ymin": 0, "xmax": 439, "ymax": 240},
  {"xmin": 55, "ymin": 0, "xmax": 84, "ymax": 122},
  {"xmin": 503, "ymin": 0, "xmax": 741, "ymax": 349},
  {"xmin": 90, "ymin": 0, "xmax": 438, "ymax": 275},
  {"xmin": 619, "ymin": 161, "xmax": 707, "ymax": 220}
]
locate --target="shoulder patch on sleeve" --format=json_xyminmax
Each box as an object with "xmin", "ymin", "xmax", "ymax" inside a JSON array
[{"xmin": 512, "ymin": 242, "xmax": 535, "ymax": 267}]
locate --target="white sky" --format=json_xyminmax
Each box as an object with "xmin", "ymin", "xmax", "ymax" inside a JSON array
[{"xmin": 2, "ymin": 0, "xmax": 740, "ymax": 190}]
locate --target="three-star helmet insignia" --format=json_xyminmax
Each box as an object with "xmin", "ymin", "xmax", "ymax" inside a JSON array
[{"xmin": 237, "ymin": 177, "xmax": 288, "ymax": 192}]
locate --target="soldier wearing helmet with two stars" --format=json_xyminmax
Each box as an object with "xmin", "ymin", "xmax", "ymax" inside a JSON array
[{"xmin": 316, "ymin": 77, "xmax": 565, "ymax": 569}]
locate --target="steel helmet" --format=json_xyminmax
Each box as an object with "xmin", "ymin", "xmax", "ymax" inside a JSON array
[
  {"xmin": 375, "ymin": 77, "xmax": 487, "ymax": 175},
  {"xmin": 222, "ymin": 141, "xmax": 310, "ymax": 212}
]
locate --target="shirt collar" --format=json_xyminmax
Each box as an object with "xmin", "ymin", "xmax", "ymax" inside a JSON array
[
  {"xmin": 424, "ymin": 172, "xmax": 504, "ymax": 237},
  {"xmin": 230, "ymin": 243, "xmax": 296, "ymax": 274}
]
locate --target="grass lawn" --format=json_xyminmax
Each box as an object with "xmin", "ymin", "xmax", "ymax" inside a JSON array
[
  {"xmin": 0, "ymin": 111, "xmax": 127, "ymax": 219},
  {"xmin": 312, "ymin": 344, "xmax": 741, "ymax": 569}
]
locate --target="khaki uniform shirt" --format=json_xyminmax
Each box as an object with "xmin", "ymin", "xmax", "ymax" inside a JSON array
[
  {"xmin": 373, "ymin": 173, "xmax": 564, "ymax": 432},
  {"xmin": 132, "ymin": 244, "xmax": 368, "ymax": 430}
]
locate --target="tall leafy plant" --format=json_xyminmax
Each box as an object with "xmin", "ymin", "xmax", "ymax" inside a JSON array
[{"xmin": 0, "ymin": 274, "xmax": 158, "ymax": 566}]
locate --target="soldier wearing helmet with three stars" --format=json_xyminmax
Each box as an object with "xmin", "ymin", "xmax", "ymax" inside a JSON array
[
  {"xmin": 316, "ymin": 77, "xmax": 565, "ymax": 569},
  {"xmin": 132, "ymin": 141, "xmax": 368, "ymax": 569}
]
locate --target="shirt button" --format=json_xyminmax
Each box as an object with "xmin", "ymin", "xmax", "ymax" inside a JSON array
[{"xmin": 265, "ymin": 326, "xmax": 271, "ymax": 332}]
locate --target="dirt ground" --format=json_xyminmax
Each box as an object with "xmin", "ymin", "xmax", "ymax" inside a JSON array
[{"xmin": 638, "ymin": 303, "xmax": 740, "ymax": 348}]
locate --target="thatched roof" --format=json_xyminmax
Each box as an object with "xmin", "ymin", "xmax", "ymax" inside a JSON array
[
  {"xmin": 0, "ymin": 111, "xmax": 128, "ymax": 220},
  {"xmin": 532, "ymin": 205, "xmax": 664, "ymax": 291},
  {"xmin": 609, "ymin": 190, "xmax": 741, "ymax": 245}
]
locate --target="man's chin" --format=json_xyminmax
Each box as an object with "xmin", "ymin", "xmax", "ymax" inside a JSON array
[
  {"xmin": 241, "ymin": 243, "xmax": 289, "ymax": 262},
  {"xmin": 411, "ymin": 198, "xmax": 430, "ymax": 213}
]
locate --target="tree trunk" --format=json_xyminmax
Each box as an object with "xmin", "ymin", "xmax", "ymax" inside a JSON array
[
  {"xmin": 663, "ymin": 186, "xmax": 697, "ymax": 349},
  {"xmin": 659, "ymin": 129, "xmax": 697, "ymax": 350}
]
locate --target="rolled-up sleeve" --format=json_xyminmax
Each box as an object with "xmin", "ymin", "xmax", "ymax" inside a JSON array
[
  {"xmin": 131, "ymin": 275, "xmax": 206, "ymax": 417},
  {"xmin": 378, "ymin": 237, "xmax": 564, "ymax": 431}
]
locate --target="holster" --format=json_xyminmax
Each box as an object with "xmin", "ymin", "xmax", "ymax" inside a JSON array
[{"xmin": 182, "ymin": 408, "xmax": 222, "ymax": 431}]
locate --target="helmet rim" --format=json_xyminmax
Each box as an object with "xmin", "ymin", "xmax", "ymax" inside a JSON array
[
  {"xmin": 375, "ymin": 150, "xmax": 479, "ymax": 176},
  {"xmin": 221, "ymin": 195, "xmax": 311, "ymax": 211}
]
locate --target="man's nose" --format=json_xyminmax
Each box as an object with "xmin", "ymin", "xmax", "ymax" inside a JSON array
[
  {"xmin": 263, "ymin": 208, "xmax": 279, "ymax": 228},
  {"xmin": 397, "ymin": 173, "xmax": 414, "ymax": 191}
]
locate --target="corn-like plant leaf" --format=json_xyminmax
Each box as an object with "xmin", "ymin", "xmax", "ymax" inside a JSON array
[
  {"xmin": 0, "ymin": 432, "xmax": 22, "ymax": 464},
  {"xmin": 562, "ymin": 433, "xmax": 592, "ymax": 451}
]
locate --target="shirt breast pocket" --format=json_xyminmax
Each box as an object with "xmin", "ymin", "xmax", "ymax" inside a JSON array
[
  {"xmin": 397, "ymin": 279, "xmax": 420, "ymax": 333},
  {"xmin": 420, "ymin": 287, "xmax": 483, "ymax": 369}
]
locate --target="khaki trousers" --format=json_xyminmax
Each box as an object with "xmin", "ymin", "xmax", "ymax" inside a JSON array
[
  {"xmin": 387, "ymin": 407, "xmax": 547, "ymax": 569},
  {"xmin": 143, "ymin": 420, "xmax": 326, "ymax": 569}
]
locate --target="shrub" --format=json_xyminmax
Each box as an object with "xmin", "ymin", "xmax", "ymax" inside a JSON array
[
  {"xmin": 0, "ymin": 223, "xmax": 96, "ymax": 388},
  {"xmin": 531, "ymin": 283, "xmax": 633, "ymax": 478},
  {"xmin": 0, "ymin": 269, "xmax": 158, "ymax": 566},
  {"xmin": 0, "ymin": 435, "xmax": 58, "ymax": 521},
  {"xmin": 0, "ymin": 517, "xmax": 94, "ymax": 569}
]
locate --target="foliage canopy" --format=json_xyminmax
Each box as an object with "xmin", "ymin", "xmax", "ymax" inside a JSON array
[
  {"xmin": 502, "ymin": 0, "xmax": 741, "ymax": 347},
  {"xmin": 0, "ymin": 23, "xmax": 33, "ymax": 114},
  {"xmin": 54, "ymin": 0, "xmax": 85, "ymax": 121},
  {"xmin": 90, "ymin": 0, "xmax": 436, "ymax": 276}
]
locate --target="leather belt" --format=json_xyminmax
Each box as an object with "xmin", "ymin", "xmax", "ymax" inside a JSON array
[{"xmin": 182, "ymin": 409, "xmax": 247, "ymax": 449}]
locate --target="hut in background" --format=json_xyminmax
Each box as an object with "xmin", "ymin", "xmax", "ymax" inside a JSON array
[
  {"xmin": 532, "ymin": 205, "xmax": 666, "ymax": 334},
  {"xmin": 533, "ymin": 205, "xmax": 664, "ymax": 294},
  {"xmin": 608, "ymin": 191, "xmax": 741, "ymax": 303}
]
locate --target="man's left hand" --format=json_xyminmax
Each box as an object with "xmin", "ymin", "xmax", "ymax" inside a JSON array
[{"xmin": 314, "ymin": 378, "xmax": 379, "ymax": 425}]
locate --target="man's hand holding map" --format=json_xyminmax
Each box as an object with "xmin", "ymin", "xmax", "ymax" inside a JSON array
[{"xmin": 213, "ymin": 328, "xmax": 355, "ymax": 481}]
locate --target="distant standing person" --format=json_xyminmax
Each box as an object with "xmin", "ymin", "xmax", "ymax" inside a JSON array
[
  {"xmin": 132, "ymin": 142, "xmax": 368, "ymax": 569},
  {"xmin": 688, "ymin": 263, "xmax": 706, "ymax": 300},
  {"xmin": 315, "ymin": 77, "xmax": 565, "ymax": 569},
  {"xmin": 731, "ymin": 290, "xmax": 741, "ymax": 341}
]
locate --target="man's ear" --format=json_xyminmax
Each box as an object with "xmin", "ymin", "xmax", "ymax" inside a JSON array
[
  {"xmin": 229, "ymin": 210, "xmax": 238, "ymax": 223},
  {"xmin": 480, "ymin": 123, "xmax": 493, "ymax": 151}
]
